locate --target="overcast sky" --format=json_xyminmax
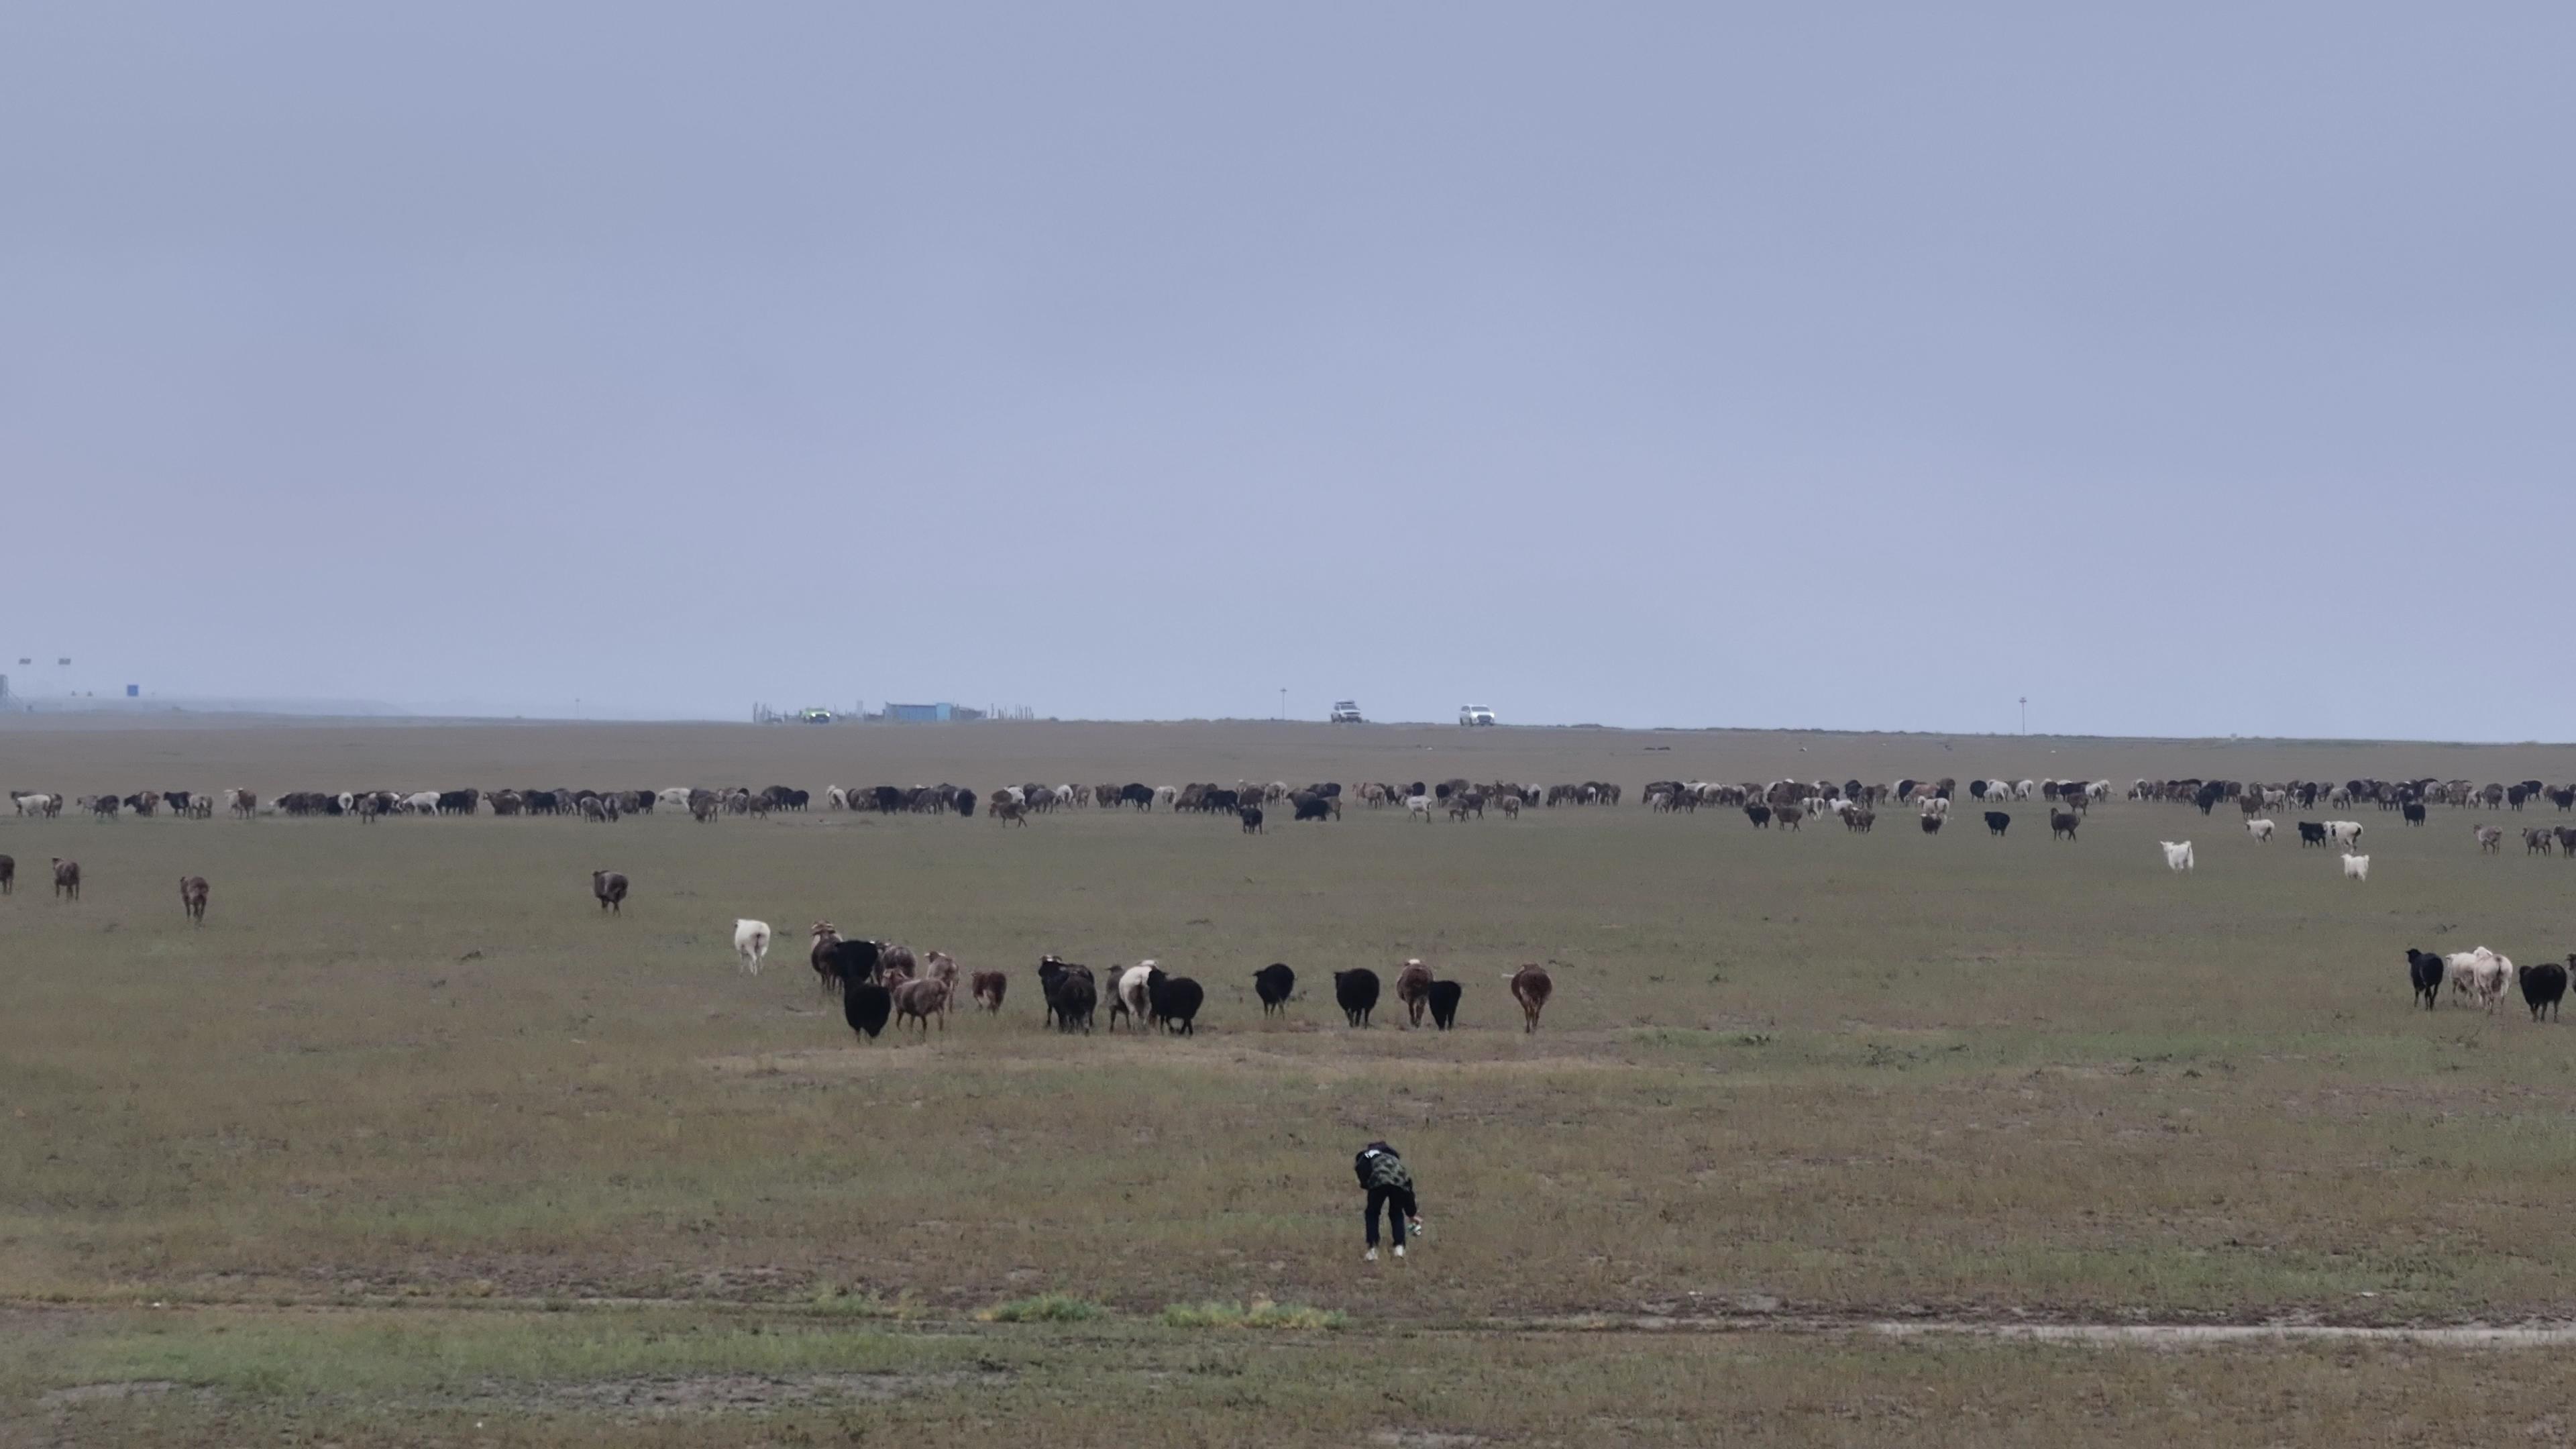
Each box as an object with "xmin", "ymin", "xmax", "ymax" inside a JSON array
[{"xmin": 3, "ymin": 5, "xmax": 2567, "ymax": 737}]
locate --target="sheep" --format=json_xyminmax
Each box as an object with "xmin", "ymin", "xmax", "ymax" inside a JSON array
[
  {"xmin": 733, "ymin": 918, "xmax": 771, "ymax": 973},
  {"xmin": 2526, "ymin": 827, "xmax": 2555, "ymax": 856},
  {"xmin": 1334, "ymin": 968, "xmax": 1381, "ymax": 1027},
  {"xmin": 809, "ymin": 925, "xmax": 883, "ymax": 994},
  {"xmin": 1252, "ymin": 963, "xmax": 1295, "ymax": 1016},
  {"xmin": 924, "ymin": 950, "xmax": 959, "ymax": 999},
  {"xmin": 179, "ymin": 875, "xmax": 209, "ymax": 925},
  {"xmin": 1104, "ymin": 962, "xmax": 1157, "ymax": 1030},
  {"xmin": 1744, "ymin": 805, "xmax": 1772, "ymax": 828},
  {"xmin": 842, "ymin": 981, "xmax": 894, "ymax": 1041},
  {"xmin": 2445, "ymin": 948, "xmax": 2512, "ymax": 1010},
  {"xmin": 1508, "ymin": 964, "xmax": 1552, "ymax": 1032},
  {"xmin": 592, "ymin": 870, "xmax": 628, "ymax": 914},
  {"xmin": 2521, "ymin": 960, "xmax": 2567, "ymax": 1022},
  {"xmin": 2297, "ymin": 821, "xmax": 2328, "ymax": 847},
  {"xmin": 2476, "ymin": 824, "xmax": 2504, "ymax": 854},
  {"xmin": 970, "ymin": 970, "xmax": 1008, "ymax": 1012},
  {"xmin": 1037, "ymin": 957, "xmax": 1096, "ymax": 1033},
  {"xmin": 1239, "ymin": 805, "xmax": 1264, "ymax": 833},
  {"xmin": 879, "ymin": 944, "xmax": 918, "ymax": 985},
  {"xmin": 1428, "ymin": 979, "xmax": 1462, "ymax": 1030},
  {"xmin": 1984, "ymin": 810, "xmax": 2010, "ymax": 836},
  {"xmin": 1146, "ymin": 967, "xmax": 1204, "ymax": 1035},
  {"xmin": 0, "ymin": 854, "xmax": 11, "ymax": 894},
  {"xmin": 892, "ymin": 976, "xmax": 951, "ymax": 1035},
  {"xmin": 2341, "ymin": 853, "xmax": 2371, "ymax": 881},
  {"xmin": 2326, "ymin": 820, "xmax": 2364, "ymax": 850},
  {"xmin": 52, "ymin": 859, "xmax": 78, "ymax": 900},
  {"xmin": 2050, "ymin": 810, "xmax": 2079, "ymax": 842},
  {"xmin": 1920, "ymin": 814, "xmax": 1942, "ymax": 835},
  {"xmin": 2159, "ymin": 841, "xmax": 2194, "ymax": 873},
  {"xmin": 1406, "ymin": 794, "xmax": 1432, "ymax": 822},
  {"xmin": 2245, "ymin": 818, "xmax": 2275, "ymax": 843},
  {"xmin": 2405, "ymin": 949, "xmax": 2445, "ymax": 1010},
  {"xmin": 1395, "ymin": 959, "xmax": 1435, "ymax": 1028}
]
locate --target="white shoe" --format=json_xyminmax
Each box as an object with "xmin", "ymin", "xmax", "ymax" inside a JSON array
[
  {"xmin": 1393, "ymin": 1245, "xmax": 1405, "ymax": 1258},
  {"xmin": 1363, "ymin": 1248, "xmax": 1377, "ymax": 1262}
]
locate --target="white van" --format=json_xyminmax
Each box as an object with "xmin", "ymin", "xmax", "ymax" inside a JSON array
[{"xmin": 1458, "ymin": 704, "xmax": 1496, "ymax": 727}]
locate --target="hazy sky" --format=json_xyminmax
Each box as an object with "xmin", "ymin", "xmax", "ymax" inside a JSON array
[{"xmin": 4, "ymin": 5, "xmax": 2568, "ymax": 737}]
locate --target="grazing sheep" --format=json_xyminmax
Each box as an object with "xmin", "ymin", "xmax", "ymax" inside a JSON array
[
  {"xmin": 52, "ymin": 858, "xmax": 80, "ymax": 901},
  {"xmin": 733, "ymin": 918, "xmax": 771, "ymax": 973},
  {"xmin": 2297, "ymin": 821, "xmax": 2328, "ymax": 847},
  {"xmin": 1334, "ymin": 968, "xmax": 1381, "ymax": 1027},
  {"xmin": 892, "ymin": 976, "xmax": 951, "ymax": 1035},
  {"xmin": 2526, "ymin": 827, "xmax": 2555, "ymax": 856},
  {"xmin": 842, "ymin": 981, "xmax": 894, "ymax": 1042},
  {"xmin": 178, "ymin": 875, "xmax": 209, "ymax": 925},
  {"xmin": 1394, "ymin": 960, "xmax": 1434, "ymax": 1028},
  {"xmin": 1146, "ymin": 967, "xmax": 1204, "ymax": 1035},
  {"xmin": 1239, "ymin": 805, "xmax": 1264, "ymax": 833},
  {"xmin": 1508, "ymin": 964, "xmax": 1552, "ymax": 1032},
  {"xmin": 971, "ymin": 970, "xmax": 1008, "ymax": 1012},
  {"xmin": 1984, "ymin": 811, "xmax": 2010, "ymax": 837},
  {"xmin": 592, "ymin": 870, "xmax": 627, "ymax": 914},
  {"xmin": 2341, "ymin": 853, "xmax": 2370, "ymax": 881},
  {"xmin": 2245, "ymin": 818, "xmax": 2275, "ymax": 843},
  {"xmin": 2160, "ymin": 841, "xmax": 2194, "ymax": 873},
  {"xmin": 1252, "ymin": 963, "xmax": 1295, "ymax": 1016},
  {"xmin": 0, "ymin": 854, "xmax": 11, "ymax": 894},
  {"xmin": 2050, "ymin": 810, "xmax": 2079, "ymax": 842},
  {"xmin": 1427, "ymin": 979, "xmax": 1462, "ymax": 1030},
  {"xmin": 2476, "ymin": 825, "xmax": 2504, "ymax": 854},
  {"xmin": 2521, "ymin": 960, "xmax": 2568, "ymax": 1022},
  {"xmin": 2445, "ymin": 948, "xmax": 2512, "ymax": 1010},
  {"xmin": 2405, "ymin": 948, "xmax": 2445, "ymax": 1010},
  {"xmin": 1919, "ymin": 814, "xmax": 1942, "ymax": 835}
]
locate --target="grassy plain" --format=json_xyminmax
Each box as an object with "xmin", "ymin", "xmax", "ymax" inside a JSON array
[{"xmin": 5, "ymin": 716, "xmax": 2576, "ymax": 1442}]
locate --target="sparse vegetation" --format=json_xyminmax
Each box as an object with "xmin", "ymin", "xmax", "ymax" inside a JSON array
[
  {"xmin": 980, "ymin": 1293, "xmax": 1105, "ymax": 1324},
  {"xmin": 1159, "ymin": 1299, "xmax": 1346, "ymax": 1330}
]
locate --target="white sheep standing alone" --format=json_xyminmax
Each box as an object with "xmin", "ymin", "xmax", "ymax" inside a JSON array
[
  {"xmin": 2161, "ymin": 841, "xmax": 2195, "ymax": 873},
  {"xmin": 2245, "ymin": 818, "xmax": 2275, "ymax": 843},
  {"xmin": 2341, "ymin": 853, "xmax": 2370, "ymax": 881},
  {"xmin": 733, "ymin": 918, "xmax": 772, "ymax": 973}
]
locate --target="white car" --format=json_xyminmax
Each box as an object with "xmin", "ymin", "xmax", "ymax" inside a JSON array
[
  {"xmin": 1458, "ymin": 704, "xmax": 1496, "ymax": 727},
  {"xmin": 1330, "ymin": 700, "xmax": 1364, "ymax": 724}
]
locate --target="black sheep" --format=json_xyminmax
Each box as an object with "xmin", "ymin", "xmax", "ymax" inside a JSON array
[
  {"xmin": 2297, "ymin": 821, "xmax": 2328, "ymax": 847},
  {"xmin": 1146, "ymin": 968, "xmax": 1204, "ymax": 1035},
  {"xmin": 843, "ymin": 982, "xmax": 892, "ymax": 1041},
  {"xmin": 2522, "ymin": 961, "xmax": 2567, "ymax": 1022},
  {"xmin": 1252, "ymin": 963, "xmax": 1295, "ymax": 1016},
  {"xmin": 1920, "ymin": 815, "xmax": 1942, "ymax": 835},
  {"xmin": 1292, "ymin": 794, "xmax": 1336, "ymax": 822},
  {"xmin": 2402, "ymin": 802, "xmax": 2428, "ymax": 826},
  {"xmin": 1984, "ymin": 810, "xmax": 2010, "ymax": 836},
  {"xmin": 818, "ymin": 937, "xmax": 883, "ymax": 989},
  {"xmin": 2404, "ymin": 948, "xmax": 2445, "ymax": 1011},
  {"xmin": 1335, "ymin": 968, "xmax": 1381, "ymax": 1027},
  {"xmin": 1745, "ymin": 805, "xmax": 1772, "ymax": 828},
  {"xmin": 1038, "ymin": 957, "xmax": 1097, "ymax": 1033},
  {"xmin": 953, "ymin": 789, "xmax": 977, "ymax": 817},
  {"xmin": 1240, "ymin": 806, "xmax": 1264, "ymax": 834},
  {"xmin": 1428, "ymin": 979, "xmax": 1462, "ymax": 1030}
]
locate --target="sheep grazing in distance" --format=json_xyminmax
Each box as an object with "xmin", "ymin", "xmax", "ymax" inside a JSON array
[
  {"xmin": 2520, "ymin": 959, "xmax": 2568, "ymax": 1022},
  {"xmin": 2341, "ymin": 853, "xmax": 2370, "ymax": 882},
  {"xmin": 2245, "ymin": 818, "xmax": 2275, "ymax": 843},
  {"xmin": 1335, "ymin": 968, "xmax": 1381, "ymax": 1027},
  {"xmin": 970, "ymin": 970, "xmax": 1008, "ymax": 1012},
  {"xmin": 52, "ymin": 858, "xmax": 80, "ymax": 901},
  {"xmin": 592, "ymin": 870, "xmax": 628, "ymax": 914},
  {"xmin": 2160, "ymin": 841, "xmax": 2194, "ymax": 873},
  {"xmin": 2404, "ymin": 949, "xmax": 2445, "ymax": 1011},
  {"xmin": 733, "ymin": 919, "xmax": 771, "ymax": 973},
  {"xmin": 1252, "ymin": 963, "xmax": 1295, "ymax": 1017},
  {"xmin": 1428, "ymin": 979, "xmax": 1462, "ymax": 1030},
  {"xmin": 1395, "ymin": 960, "xmax": 1434, "ymax": 1028},
  {"xmin": 179, "ymin": 875, "xmax": 209, "ymax": 926},
  {"xmin": 1508, "ymin": 964, "xmax": 1552, "ymax": 1032}
]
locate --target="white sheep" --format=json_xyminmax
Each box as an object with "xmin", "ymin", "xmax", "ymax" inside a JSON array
[
  {"xmin": 2160, "ymin": 841, "xmax": 2195, "ymax": 872},
  {"xmin": 733, "ymin": 918, "xmax": 772, "ymax": 973},
  {"xmin": 2340, "ymin": 853, "xmax": 2370, "ymax": 881},
  {"xmin": 2245, "ymin": 818, "xmax": 2275, "ymax": 843}
]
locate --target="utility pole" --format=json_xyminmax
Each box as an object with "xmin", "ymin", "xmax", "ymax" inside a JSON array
[
  {"xmin": 2019, "ymin": 696, "xmax": 2028, "ymax": 734},
  {"xmin": 1279, "ymin": 687, "xmax": 1286, "ymax": 720}
]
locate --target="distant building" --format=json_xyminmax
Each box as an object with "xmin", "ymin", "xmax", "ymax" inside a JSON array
[{"xmin": 884, "ymin": 702, "xmax": 955, "ymax": 723}]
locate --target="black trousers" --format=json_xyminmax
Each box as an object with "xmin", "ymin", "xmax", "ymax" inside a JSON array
[{"xmin": 1364, "ymin": 1184, "xmax": 1417, "ymax": 1247}]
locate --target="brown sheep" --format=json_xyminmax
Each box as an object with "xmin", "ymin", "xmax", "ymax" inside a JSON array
[
  {"xmin": 592, "ymin": 869, "xmax": 627, "ymax": 913},
  {"xmin": 892, "ymin": 976, "xmax": 950, "ymax": 1035},
  {"xmin": 1774, "ymin": 804, "xmax": 1803, "ymax": 831},
  {"xmin": 1508, "ymin": 964, "xmax": 1552, "ymax": 1032},
  {"xmin": 52, "ymin": 858, "xmax": 80, "ymax": 901},
  {"xmin": 971, "ymin": 970, "xmax": 1008, "ymax": 1012},
  {"xmin": 1394, "ymin": 959, "xmax": 1435, "ymax": 1028},
  {"xmin": 924, "ymin": 950, "xmax": 959, "ymax": 997},
  {"xmin": 2050, "ymin": 810, "xmax": 2080, "ymax": 841},
  {"xmin": 179, "ymin": 875, "xmax": 209, "ymax": 925}
]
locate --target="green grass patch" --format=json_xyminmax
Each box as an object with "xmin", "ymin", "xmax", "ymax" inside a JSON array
[
  {"xmin": 980, "ymin": 1293, "xmax": 1106, "ymax": 1323},
  {"xmin": 1158, "ymin": 1299, "xmax": 1347, "ymax": 1330}
]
